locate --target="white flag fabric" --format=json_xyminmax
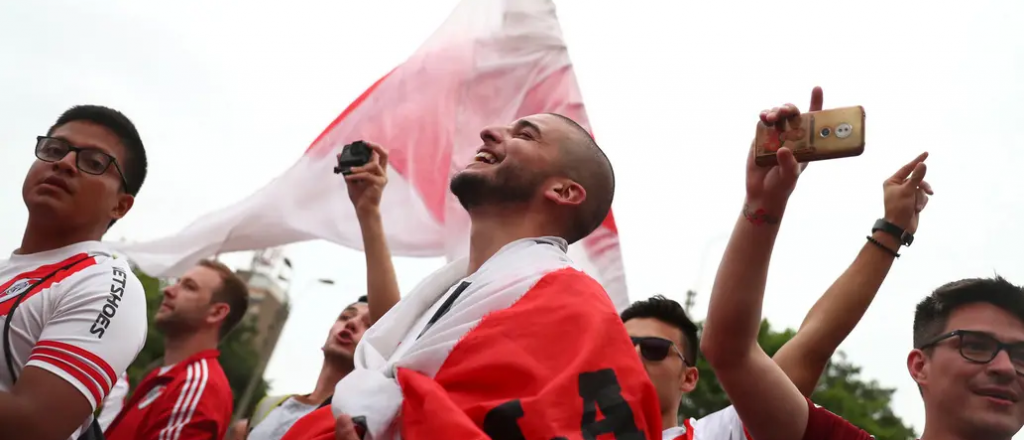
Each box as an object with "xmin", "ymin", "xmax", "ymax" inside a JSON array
[{"xmin": 110, "ymin": 0, "xmax": 630, "ymax": 310}]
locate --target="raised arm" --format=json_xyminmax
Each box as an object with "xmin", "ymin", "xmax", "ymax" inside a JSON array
[
  {"xmin": 700, "ymin": 88, "xmax": 822, "ymax": 440},
  {"xmin": 344, "ymin": 142, "xmax": 401, "ymax": 324},
  {"xmin": 774, "ymin": 153, "xmax": 932, "ymax": 395}
]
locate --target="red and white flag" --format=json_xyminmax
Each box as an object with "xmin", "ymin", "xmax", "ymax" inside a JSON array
[
  {"xmin": 278, "ymin": 237, "xmax": 661, "ymax": 440},
  {"xmin": 111, "ymin": 0, "xmax": 629, "ymax": 310}
]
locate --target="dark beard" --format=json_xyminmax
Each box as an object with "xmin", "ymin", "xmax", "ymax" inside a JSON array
[{"xmin": 450, "ymin": 163, "xmax": 544, "ymax": 210}]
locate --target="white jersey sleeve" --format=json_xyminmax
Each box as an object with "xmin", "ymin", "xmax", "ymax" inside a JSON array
[
  {"xmin": 693, "ymin": 405, "xmax": 748, "ymax": 440},
  {"xmin": 25, "ymin": 259, "xmax": 147, "ymax": 410}
]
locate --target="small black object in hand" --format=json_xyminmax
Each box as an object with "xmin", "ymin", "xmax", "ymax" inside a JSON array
[{"xmin": 334, "ymin": 141, "xmax": 373, "ymax": 175}]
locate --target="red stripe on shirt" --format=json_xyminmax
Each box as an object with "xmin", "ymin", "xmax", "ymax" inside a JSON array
[
  {"xmin": 0, "ymin": 254, "xmax": 97, "ymax": 315},
  {"xmin": 35, "ymin": 340, "xmax": 116, "ymax": 385},
  {"xmin": 28, "ymin": 352, "xmax": 104, "ymax": 405},
  {"xmin": 30, "ymin": 346, "xmax": 112, "ymax": 394}
]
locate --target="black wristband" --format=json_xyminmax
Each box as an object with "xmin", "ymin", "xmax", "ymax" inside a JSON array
[
  {"xmin": 866, "ymin": 235, "xmax": 900, "ymax": 258},
  {"xmin": 872, "ymin": 219, "xmax": 913, "ymax": 247}
]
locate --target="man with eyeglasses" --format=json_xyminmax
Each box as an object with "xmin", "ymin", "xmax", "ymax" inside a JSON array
[
  {"xmin": 908, "ymin": 277, "xmax": 1024, "ymax": 440},
  {"xmin": 0, "ymin": 105, "xmax": 149, "ymax": 440}
]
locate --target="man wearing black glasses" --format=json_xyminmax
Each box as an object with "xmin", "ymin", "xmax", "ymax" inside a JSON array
[
  {"xmin": 908, "ymin": 277, "xmax": 1024, "ymax": 440},
  {"xmin": 0, "ymin": 105, "xmax": 149, "ymax": 440}
]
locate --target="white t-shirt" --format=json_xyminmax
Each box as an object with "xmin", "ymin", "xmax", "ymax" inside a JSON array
[
  {"xmin": 0, "ymin": 241, "xmax": 148, "ymax": 439},
  {"xmin": 662, "ymin": 406, "xmax": 747, "ymax": 440},
  {"xmin": 248, "ymin": 396, "xmax": 320, "ymax": 440}
]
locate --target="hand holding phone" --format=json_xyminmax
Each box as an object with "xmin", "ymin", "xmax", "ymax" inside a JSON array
[{"xmin": 754, "ymin": 106, "xmax": 866, "ymax": 167}]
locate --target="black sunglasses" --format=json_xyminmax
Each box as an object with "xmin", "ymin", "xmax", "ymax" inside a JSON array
[
  {"xmin": 918, "ymin": 329, "xmax": 1024, "ymax": 376},
  {"xmin": 35, "ymin": 136, "xmax": 129, "ymax": 191},
  {"xmin": 631, "ymin": 336, "xmax": 689, "ymax": 366}
]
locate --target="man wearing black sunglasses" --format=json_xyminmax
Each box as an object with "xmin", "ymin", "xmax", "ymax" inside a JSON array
[
  {"xmin": 0, "ymin": 105, "xmax": 149, "ymax": 440},
  {"xmin": 908, "ymin": 277, "xmax": 1024, "ymax": 440}
]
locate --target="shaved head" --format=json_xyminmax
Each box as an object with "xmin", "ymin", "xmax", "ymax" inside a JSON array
[{"xmin": 546, "ymin": 113, "xmax": 615, "ymax": 244}]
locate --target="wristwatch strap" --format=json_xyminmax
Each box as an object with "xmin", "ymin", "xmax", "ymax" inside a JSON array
[{"xmin": 872, "ymin": 218, "xmax": 913, "ymax": 247}]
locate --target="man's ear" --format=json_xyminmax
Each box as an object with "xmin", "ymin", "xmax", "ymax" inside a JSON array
[
  {"xmin": 679, "ymin": 365, "xmax": 699, "ymax": 394},
  {"xmin": 543, "ymin": 179, "xmax": 586, "ymax": 207},
  {"xmin": 908, "ymin": 349, "xmax": 930, "ymax": 386},
  {"xmin": 207, "ymin": 302, "xmax": 231, "ymax": 326},
  {"xmin": 110, "ymin": 193, "xmax": 134, "ymax": 221}
]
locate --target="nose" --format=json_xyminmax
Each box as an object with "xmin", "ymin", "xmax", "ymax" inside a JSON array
[
  {"xmin": 52, "ymin": 150, "xmax": 79, "ymax": 175},
  {"xmin": 344, "ymin": 316, "xmax": 364, "ymax": 334},
  {"xmin": 987, "ymin": 350, "xmax": 1018, "ymax": 380},
  {"xmin": 162, "ymin": 285, "xmax": 175, "ymax": 299},
  {"xmin": 479, "ymin": 125, "xmax": 505, "ymax": 146}
]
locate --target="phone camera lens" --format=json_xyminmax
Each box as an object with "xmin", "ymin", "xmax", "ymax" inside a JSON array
[{"xmin": 819, "ymin": 127, "xmax": 831, "ymax": 138}]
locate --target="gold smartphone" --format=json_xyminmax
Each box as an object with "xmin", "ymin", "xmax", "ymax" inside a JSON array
[{"xmin": 754, "ymin": 106, "xmax": 865, "ymax": 167}]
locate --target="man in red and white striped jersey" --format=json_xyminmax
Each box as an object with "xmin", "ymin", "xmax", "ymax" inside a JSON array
[
  {"xmin": 105, "ymin": 260, "xmax": 248, "ymax": 440},
  {"xmin": 0, "ymin": 105, "xmax": 150, "ymax": 440}
]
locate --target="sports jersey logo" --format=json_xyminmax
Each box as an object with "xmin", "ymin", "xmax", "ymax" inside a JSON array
[
  {"xmin": 0, "ymin": 278, "xmax": 42, "ymax": 304},
  {"xmin": 137, "ymin": 385, "xmax": 166, "ymax": 410}
]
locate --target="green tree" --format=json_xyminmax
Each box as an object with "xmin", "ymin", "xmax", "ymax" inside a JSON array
[
  {"xmin": 679, "ymin": 320, "xmax": 917, "ymax": 440},
  {"xmin": 129, "ymin": 270, "xmax": 268, "ymax": 418}
]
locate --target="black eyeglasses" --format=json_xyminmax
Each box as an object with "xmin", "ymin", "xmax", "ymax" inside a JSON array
[
  {"xmin": 631, "ymin": 336, "xmax": 689, "ymax": 366},
  {"xmin": 35, "ymin": 136, "xmax": 128, "ymax": 191},
  {"xmin": 918, "ymin": 329, "xmax": 1024, "ymax": 376}
]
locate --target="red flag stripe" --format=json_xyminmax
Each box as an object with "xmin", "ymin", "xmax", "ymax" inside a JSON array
[{"xmin": 305, "ymin": 69, "xmax": 397, "ymax": 156}]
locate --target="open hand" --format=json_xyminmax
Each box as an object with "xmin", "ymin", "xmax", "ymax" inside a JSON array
[
  {"xmin": 883, "ymin": 152, "xmax": 933, "ymax": 235},
  {"xmin": 745, "ymin": 87, "xmax": 824, "ymax": 214},
  {"xmin": 344, "ymin": 141, "xmax": 389, "ymax": 216}
]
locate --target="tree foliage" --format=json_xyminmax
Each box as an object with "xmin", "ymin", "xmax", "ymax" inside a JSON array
[
  {"xmin": 129, "ymin": 270, "xmax": 268, "ymax": 418},
  {"xmin": 679, "ymin": 319, "xmax": 917, "ymax": 440}
]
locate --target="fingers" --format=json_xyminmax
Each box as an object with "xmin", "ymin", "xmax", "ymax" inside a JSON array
[
  {"xmin": 916, "ymin": 187, "xmax": 930, "ymax": 212},
  {"xmin": 761, "ymin": 104, "xmax": 802, "ymax": 127},
  {"xmin": 908, "ymin": 162, "xmax": 927, "ymax": 186},
  {"xmin": 335, "ymin": 415, "xmax": 361, "ymax": 440},
  {"xmin": 890, "ymin": 151, "xmax": 929, "ymax": 182},
  {"xmin": 919, "ymin": 179, "xmax": 934, "ymax": 195},
  {"xmin": 348, "ymin": 154, "xmax": 386, "ymax": 177},
  {"xmin": 809, "ymin": 86, "xmax": 824, "ymax": 112},
  {"xmin": 345, "ymin": 172, "xmax": 387, "ymax": 187},
  {"xmin": 776, "ymin": 147, "xmax": 800, "ymax": 181},
  {"xmin": 363, "ymin": 141, "xmax": 389, "ymax": 171}
]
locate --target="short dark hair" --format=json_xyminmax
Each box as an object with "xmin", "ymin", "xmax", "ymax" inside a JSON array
[
  {"xmin": 48, "ymin": 105, "xmax": 148, "ymax": 198},
  {"xmin": 198, "ymin": 260, "xmax": 250, "ymax": 339},
  {"xmin": 621, "ymin": 295, "xmax": 699, "ymax": 364},
  {"xmin": 356, "ymin": 295, "xmax": 368, "ymax": 303},
  {"xmin": 546, "ymin": 113, "xmax": 615, "ymax": 244},
  {"xmin": 913, "ymin": 276, "xmax": 1024, "ymax": 348}
]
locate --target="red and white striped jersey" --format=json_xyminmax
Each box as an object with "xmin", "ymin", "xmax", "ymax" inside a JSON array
[
  {"xmin": 105, "ymin": 350, "xmax": 234, "ymax": 440},
  {"xmin": 0, "ymin": 241, "xmax": 148, "ymax": 439},
  {"xmin": 664, "ymin": 400, "xmax": 873, "ymax": 440},
  {"xmin": 663, "ymin": 406, "xmax": 748, "ymax": 440}
]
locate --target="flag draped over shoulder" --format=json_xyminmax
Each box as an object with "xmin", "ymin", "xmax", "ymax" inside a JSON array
[
  {"xmin": 278, "ymin": 237, "xmax": 661, "ymax": 440},
  {"xmin": 109, "ymin": 0, "xmax": 629, "ymax": 311}
]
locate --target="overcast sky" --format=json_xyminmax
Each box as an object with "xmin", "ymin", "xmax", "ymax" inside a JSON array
[{"xmin": 3, "ymin": 0, "xmax": 1023, "ymax": 435}]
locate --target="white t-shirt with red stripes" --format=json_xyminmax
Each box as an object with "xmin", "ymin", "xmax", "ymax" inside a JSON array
[
  {"xmin": 0, "ymin": 241, "xmax": 147, "ymax": 439},
  {"xmin": 663, "ymin": 406, "xmax": 748, "ymax": 440}
]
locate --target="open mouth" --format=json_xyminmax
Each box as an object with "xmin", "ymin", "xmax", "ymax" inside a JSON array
[{"xmin": 473, "ymin": 150, "xmax": 499, "ymax": 165}]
